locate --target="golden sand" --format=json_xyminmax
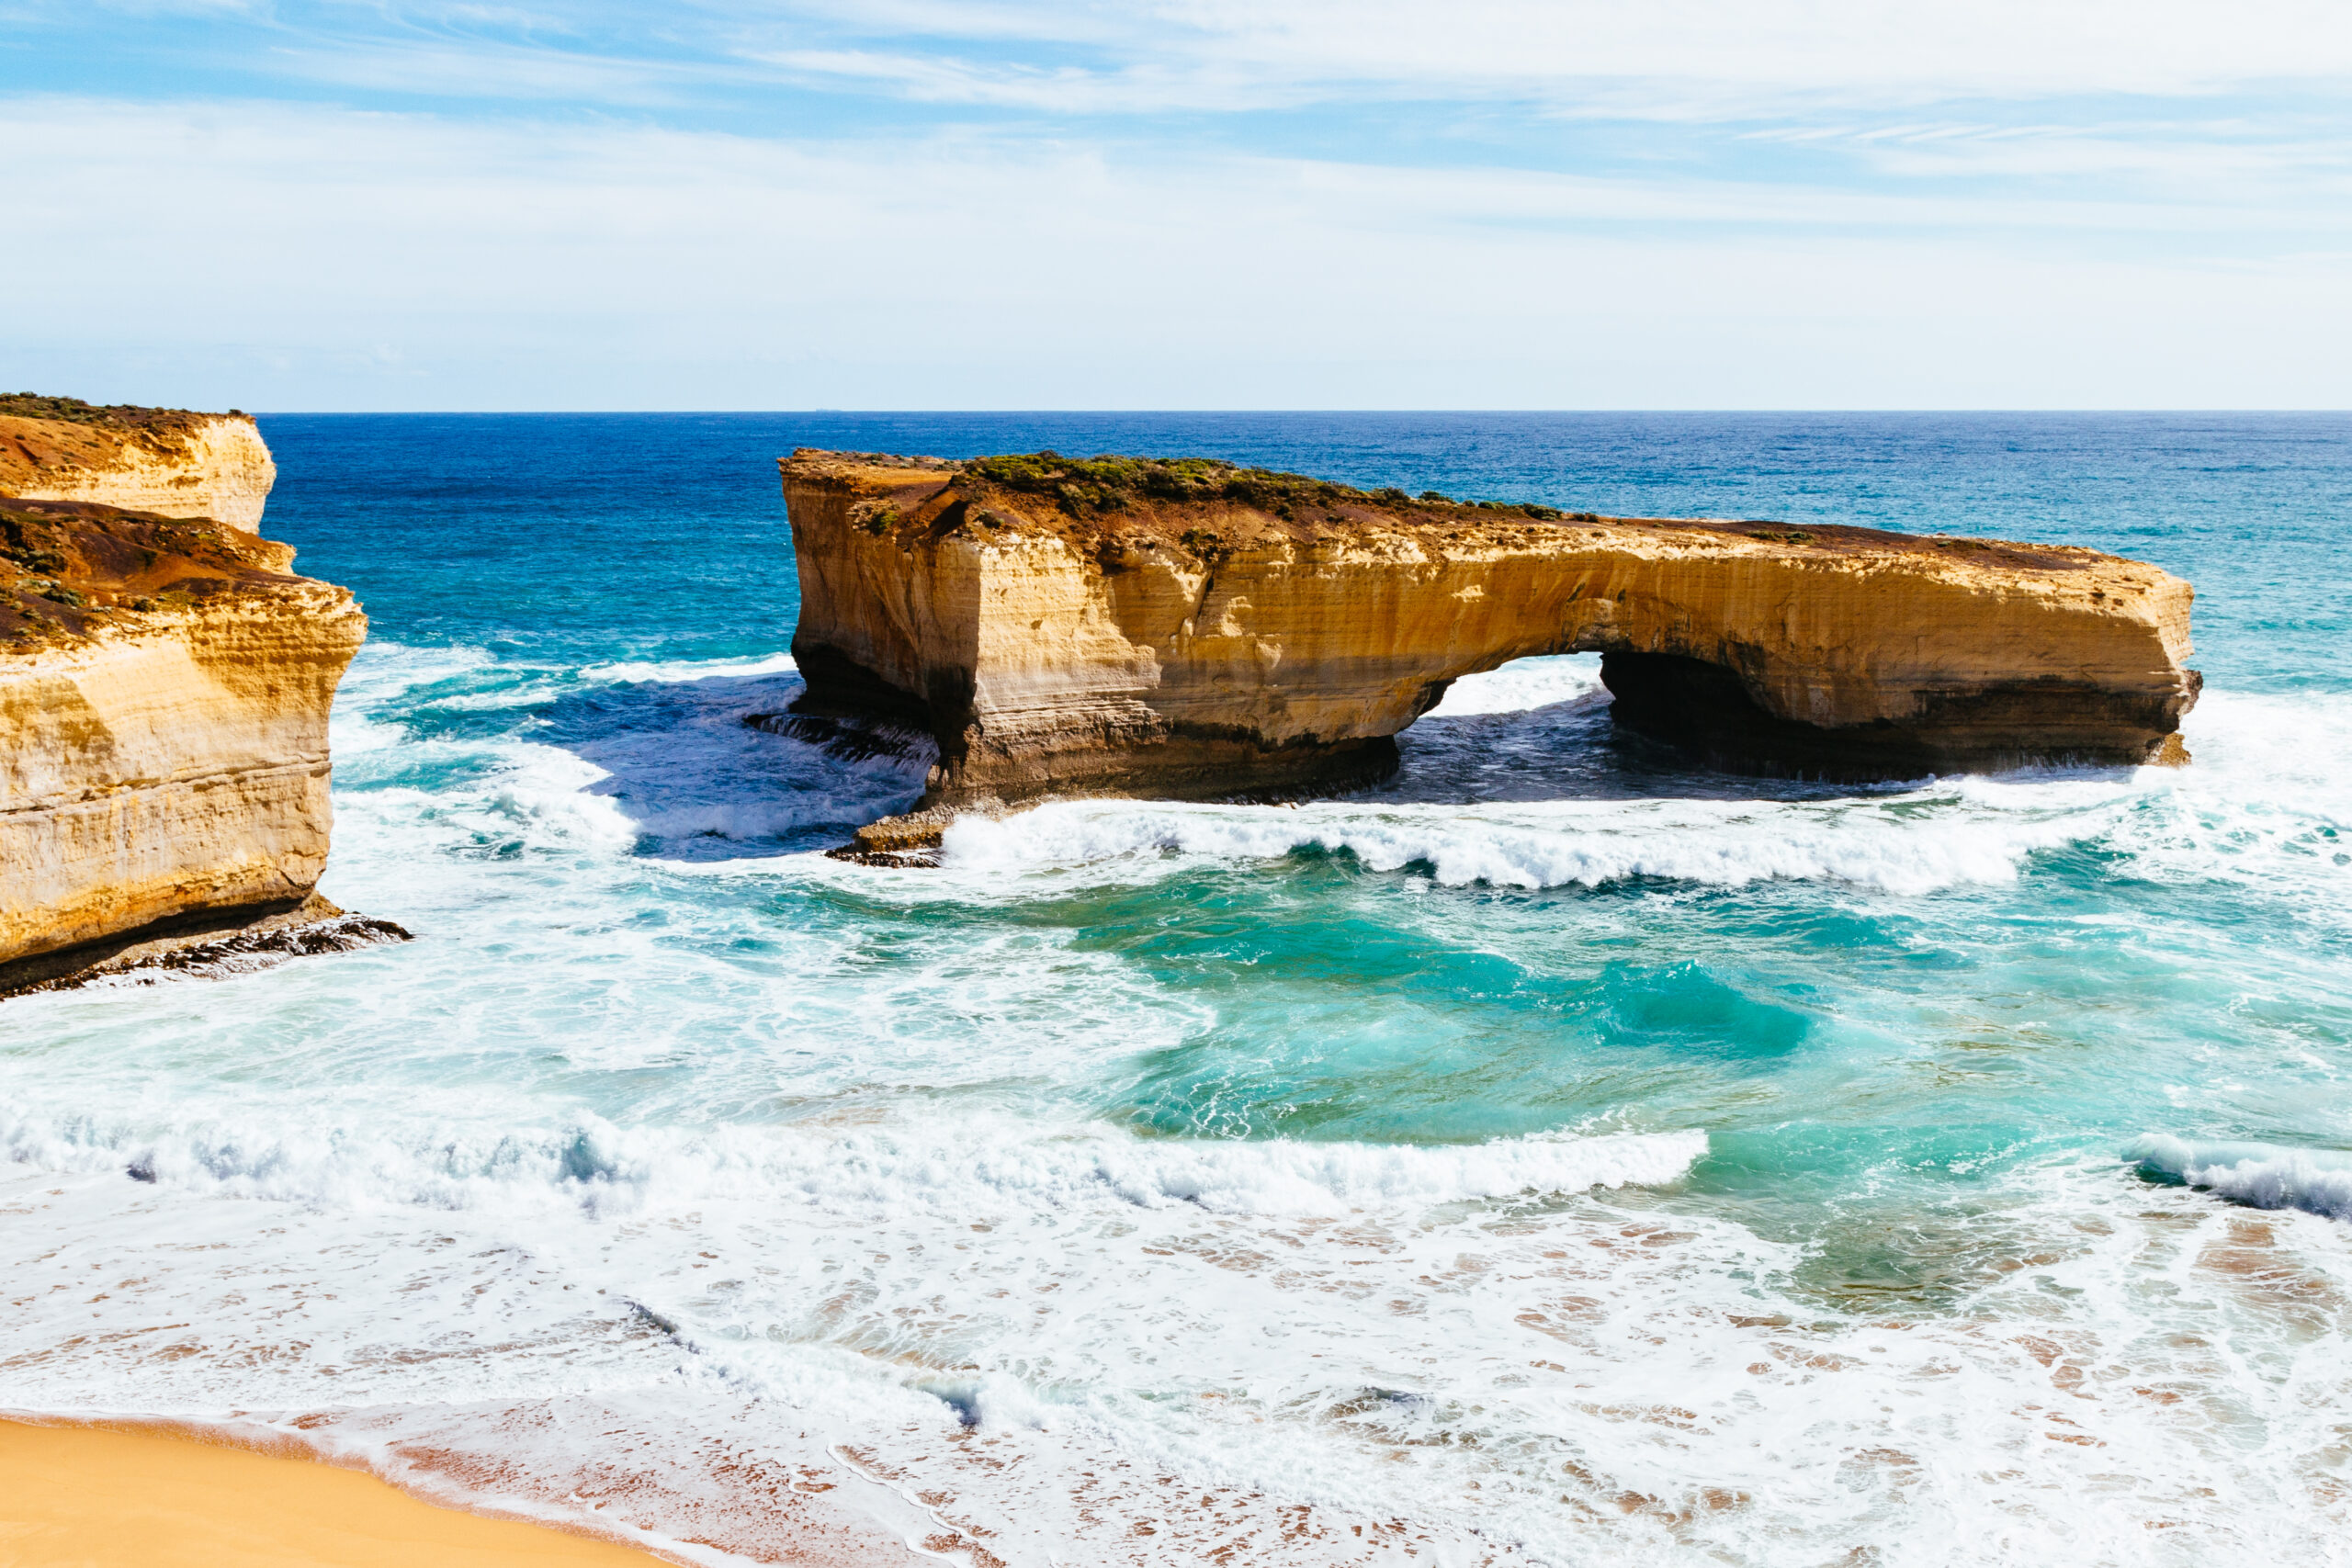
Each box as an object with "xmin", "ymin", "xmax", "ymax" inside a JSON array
[{"xmin": 0, "ymin": 1419, "xmax": 673, "ymax": 1567}]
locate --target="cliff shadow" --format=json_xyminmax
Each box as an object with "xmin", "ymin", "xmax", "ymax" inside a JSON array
[
  {"xmin": 526, "ymin": 667, "xmax": 932, "ymax": 861},
  {"xmin": 1367, "ymin": 655, "xmax": 1918, "ymax": 808},
  {"xmin": 502, "ymin": 654, "xmax": 2075, "ymax": 863}
]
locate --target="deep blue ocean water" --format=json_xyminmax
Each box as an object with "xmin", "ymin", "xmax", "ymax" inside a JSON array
[{"xmin": 3, "ymin": 413, "xmax": 2348, "ymax": 1566}]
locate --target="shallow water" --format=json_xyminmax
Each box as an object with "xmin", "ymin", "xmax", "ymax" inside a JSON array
[{"xmin": 4, "ymin": 413, "xmax": 2350, "ymax": 1565}]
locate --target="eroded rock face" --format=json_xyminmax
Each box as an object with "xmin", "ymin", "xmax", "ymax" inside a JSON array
[
  {"xmin": 0, "ymin": 492, "xmax": 366, "ymax": 976},
  {"xmin": 781, "ymin": 451, "xmax": 2199, "ymax": 818},
  {"xmin": 0, "ymin": 395, "xmax": 278, "ymax": 532}
]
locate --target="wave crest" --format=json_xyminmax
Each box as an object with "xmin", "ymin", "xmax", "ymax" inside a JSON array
[
  {"xmin": 939, "ymin": 795, "xmax": 2105, "ymax": 895},
  {"xmin": 2, "ymin": 1107, "xmax": 1703, "ymax": 1221},
  {"xmin": 2130, "ymin": 1134, "xmax": 2352, "ymax": 1221}
]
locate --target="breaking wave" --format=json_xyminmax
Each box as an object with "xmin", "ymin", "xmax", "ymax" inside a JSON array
[
  {"xmin": 1423, "ymin": 653, "xmax": 1605, "ymax": 716},
  {"xmin": 578, "ymin": 651, "xmax": 801, "ymax": 685},
  {"xmin": 0, "ymin": 1106, "xmax": 1704, "ymax": 1221},
  {"xmin": 2131, "ymin": 1134, "xmax": 2352, "ymax": 1222},
  {"xmin": 939, "ymin": 792, "xmax": 2117, "ymax": 895},
  {"xmin": 929, "ymin": 682, "xmax": 2352, "ymax": 903}
]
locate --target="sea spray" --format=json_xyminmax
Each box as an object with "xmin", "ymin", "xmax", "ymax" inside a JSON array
[
  {"xmin": 0, "ymin": 1102, "xmax": 1707, "ymax": 1219},
  {"xmin": 2131, "ymin": 1134, "xmax": 2352, "ymax": 1221},
  {"xmin": 936, "ymin": 790, "xmax": 2128, "ymax": 894}
]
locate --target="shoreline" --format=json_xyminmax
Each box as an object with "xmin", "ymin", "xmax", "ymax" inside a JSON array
[{"xmin": 0, "ymin": 1416, "xmax": 683, "ymax": 1566}]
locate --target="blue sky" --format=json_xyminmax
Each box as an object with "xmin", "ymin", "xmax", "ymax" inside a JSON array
[{"xmin": 6, "ymin": 1, "xmax": 2350, "ymax": 409}]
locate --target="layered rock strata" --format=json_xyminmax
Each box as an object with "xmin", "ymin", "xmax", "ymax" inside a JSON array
[
  {"xmin": 1, "ymin": 394, "xmax": 277, "ymax": 532},
  {"xmin": 0, "ymin": 486, "xmax": 376, "ymax": 987},
  {"xmin": 780, "ymin": 451, "xmax": 2199, "ymax": 840}
]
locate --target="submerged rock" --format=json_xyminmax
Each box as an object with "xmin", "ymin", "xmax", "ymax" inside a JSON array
[
  {"xmin": 1, "ymin": 401, "xmax": 388, "ymax": 991},
  {"xmin": 778, "ymin": 449, "xmax": 2199, "ymax": 850}
]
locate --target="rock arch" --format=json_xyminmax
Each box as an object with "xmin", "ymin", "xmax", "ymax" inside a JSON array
[{"xmin": 779, "ymin": 451, "xmax": 2198, "ymax": 829}]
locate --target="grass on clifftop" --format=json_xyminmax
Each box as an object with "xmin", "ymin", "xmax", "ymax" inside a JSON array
[
  {"xmin": 1, "ymin": 499, "xmax": 273, "ymax": 647},
  {"xmin": 0, "ymin": 394, "xmax": 242, "ymax": 430},
  {"xmin": 965, "ymin": 451, "xmax": 1573, "ymax": 523}
]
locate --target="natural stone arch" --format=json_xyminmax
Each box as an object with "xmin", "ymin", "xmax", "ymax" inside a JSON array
[{"xmin": 778, "ymin": 451, "xmax": 2198, "ymax": 843}]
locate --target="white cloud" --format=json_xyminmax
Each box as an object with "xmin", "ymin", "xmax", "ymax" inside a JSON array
[
  {"xmin": 750, "ymin": 47, "xmax": 1227, "ymax": 113},
  {"xmin": 260, "ymin": 39, "xmax": 724, "ymax": 104},
  {"xmin": 62, "ymin": 1, "xmax": 2352, "ymax": 120},
  {"xmin": 1735, "ymin": 117, "xmax": 2352, "ymax": 204},
  {"xmin": 752, "ymin": 0, "xmax": 2352, "ymax": 114},
  {"xmin": 2, "ymin": 96, "xmax": 2345, "ymax": 410}
]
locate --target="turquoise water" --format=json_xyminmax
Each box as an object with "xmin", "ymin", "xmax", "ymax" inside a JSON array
[{"xmin": 3, "ymin": 413, "xmax": 2349, "ymax": 1565}]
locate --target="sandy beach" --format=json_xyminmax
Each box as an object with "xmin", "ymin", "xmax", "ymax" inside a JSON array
[{"xmin": 0, "ymin": 1419, "xmax": 674, "ymax": 1567}]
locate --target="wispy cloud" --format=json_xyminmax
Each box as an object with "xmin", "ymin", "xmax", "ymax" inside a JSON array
[
  {"xmin": 6, "ymin": 95, "xmax": 2346, "ymax": 410},
  {"xmin": 262, "ymin": 38, "xmax": 749, "ymax": 105},
  {"xmin": 32, "ymin": 2, "xmax": 2352, "ymax": 118},
  {"xmin": 748, "ymin": 0, "xmax": 2352, "ymax": 114},
  {"xmin": 1740, "ymin": 116, "xmax": 2352, "ymax": 198}
]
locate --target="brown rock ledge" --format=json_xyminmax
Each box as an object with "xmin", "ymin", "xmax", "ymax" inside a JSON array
[
  {"xmin": 0, "ymin": 891, "xmax": 411, "ymax": 998},
  {"xmin": 1, "ymin": 485, "xmax": 381, "ymax": 985},
  {"xmin": 0, "ymin": 393, "xmax": 278, "ymax": 532},
  {"xmin": 778, "ymin": 450, "xmax": 2199, "ymax": 853}
]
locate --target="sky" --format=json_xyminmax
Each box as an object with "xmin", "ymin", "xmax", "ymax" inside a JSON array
[{"xmin": 4, "ymin": 1, "xmax": 2350, "ymax": 410}]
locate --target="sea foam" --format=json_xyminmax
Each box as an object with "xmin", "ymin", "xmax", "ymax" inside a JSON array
[
  {"xmin": 579, "ymin": 651, "xmax": 802, "ymax": 685},
  {"xmin": 0, "ymin": 1103, "xmax": 1705, "ymax": 1221},
  {"xmin": 937, "ymin": 791, "xmax": 2116, "ymax": 895},
  {"xmin": 1422, "ymin": 652, "xmax": 1605, "ymax": 716},
  {"xmin": 2130, "ymin": 1134, "xmax": 2352, "ymax": 1221}
]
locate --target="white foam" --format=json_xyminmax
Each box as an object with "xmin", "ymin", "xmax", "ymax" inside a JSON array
[
  {"xmin": 13, "ymin": 647, "xmax": 2352, "ymax": 1565},
  {"xmin": 327, "ymin": 649, "xmax": 919, "ymax": 858},
  {"xmin": 370, "ymin": 742, "xmax": 644, "ymax": 854},
  {"xmin": 925, "ymin": 682, "xmax": 2352, "ymax": 904},
  {"xmin": 328, "ymin": 642, "xmax": 503, "ymax": 754},
  {"xmin": 939, "ymin": 790, "xmax": 2116, "ymax": 895},
  {"xmin": 2131, "ymin": 1134, "xmax": 2352, "ymax": 1221},
  {"xmin": 8, "ymin": 1140, "xmax": 2349, "ymax": 1567},
  {"xmin": 579, "ymin": 651, "xmax": 799, "ymax": 685},
  {"xmin": 2089, "ymin": 687, "xmax": 2352, "ymax": 921},
  {"xmin": 1423, "ymin": 652, "xmax": 1605, "ymax": 716},
  {"xmin": 405, "ymin": 681, "xmax": 571, "ymax": 712},
  {"xmin": 1093, "ymin": 1127, "xmax": 1707, "ymax": 1213},
  {"xmin": 335, "ymin": 638, "xmax": 498, "ymax": 698},
  {"xmin": 0, "ymin": 1101, "xmax": 1703, "ymax": 1223}
]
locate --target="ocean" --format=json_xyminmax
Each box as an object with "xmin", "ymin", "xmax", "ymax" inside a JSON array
[{"xmin": 4, "ymin": 412, "xmax": 2349, "ymax": 1565}]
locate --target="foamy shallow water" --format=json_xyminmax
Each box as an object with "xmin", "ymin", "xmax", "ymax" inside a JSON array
[{"xmin": 5, "ymin": 413, "xmax": 2351, "ymax": 1565}]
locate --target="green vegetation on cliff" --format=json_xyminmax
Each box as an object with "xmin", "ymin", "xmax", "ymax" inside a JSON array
[
  {"xmin": 0, "ymin": 393, "xmax": 243, "ymax": 430},
  {"xmin": 965, "ymin": 451, "xmax": 1574, "ymax": 523},
  {"xmin": 1, "ymin": 498, "xmax": 276, "ymax": 646}
]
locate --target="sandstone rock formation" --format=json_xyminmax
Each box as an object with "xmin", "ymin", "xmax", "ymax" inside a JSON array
[
  {"xmin": 2, "ymin": 408, "xmax": 389, "ymax": 990},
  {"xmin": 779, "ymin": 451, "xmax": 2199, "ymax": 840},
  {"xmin": 1, "ymin": 394, "xmax": 278, "ymax": 532}
]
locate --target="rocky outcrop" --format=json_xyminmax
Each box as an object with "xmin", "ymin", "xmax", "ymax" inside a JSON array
[
  {"xmin": 0, "ymin": 395, "xmax": 277, "ymax": 532},
  {"xmin": 0, "ymin": 890, "xmax": 409, "ymax": 998},
  {"xmin": 780, "ymin": 451, "xmax": 2199, "ymax": 835},
  {"xmin": 2, "ymin": 420, "xmax": 379, "ymax": 987}
]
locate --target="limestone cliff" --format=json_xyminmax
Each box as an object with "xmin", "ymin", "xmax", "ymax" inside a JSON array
[
  {"xmin": 780, "ymin": 451, "xmax": 2199, "ymax": 828},
  {"xmin": 0, "ymin": 395, "xmax": 277, "ymax": 532},
  {"xmin": 2, "ymin": 484, "xmax": 375, "ymax": 987}
]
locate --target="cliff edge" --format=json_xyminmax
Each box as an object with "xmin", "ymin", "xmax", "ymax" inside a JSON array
[
  {"xmin": 1, "ymin": 394, "xmax": 278, "ymax": 532},
  {"xmin": 780, "ymin": 451, "xmax": 2198, "ymax": 840},
  {"xmin": 2, "ymin": 402, "xmax": 395, "ymax": 992}
]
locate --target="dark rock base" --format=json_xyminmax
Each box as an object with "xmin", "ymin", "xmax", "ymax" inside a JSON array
[
  {"xmin": 0, "ymin": 893, "xmax": 413, "ymax": 998},
  {"xmin": 1600, "ymin": 651, "xmax": 2192, "ymax": 780}
]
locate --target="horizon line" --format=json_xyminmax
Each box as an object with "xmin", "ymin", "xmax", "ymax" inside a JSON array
[{"xmin": 232, "ymin": 407, "xmax": 2352, "ymax": 418}]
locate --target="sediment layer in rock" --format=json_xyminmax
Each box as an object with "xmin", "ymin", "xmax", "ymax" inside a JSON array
[
  {"xmin": 780, "ymin": 450, "xmax": 2199, "ymax": 824},
  {"xmin": 0, "ymin": 495, "xmax": 367, "ymax": 971},
  {"xmin": 0, "ymin": 394, "xmax": 277, "ymax": 532}
]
